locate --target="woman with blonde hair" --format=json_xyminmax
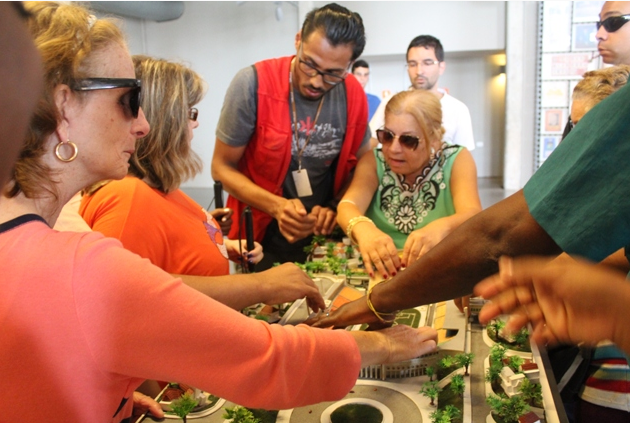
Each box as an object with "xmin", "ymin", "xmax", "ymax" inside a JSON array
[
  {"xmin": 338, "ymin": 89, "xmax": 481, "ymax": 280},
  {"xmin": 0, "ymin": 3, "xmax": 437, "ymax": 422},
  {"xmin": 80, "ymin": 55, "xmax": 325, "ymax": 311}
]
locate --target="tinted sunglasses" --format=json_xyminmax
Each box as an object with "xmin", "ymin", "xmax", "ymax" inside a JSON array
[
  {"xmin": 596, "ymin": 14, "xmax": 630, "ymax": 32},
  {"xmin": 376, "ymin": 128, "xmax": 420, "ymax": 150},
  {"xmin": 188, "ymin": 107, "xmax": 199, "ymax": 121},
  {"xmin": 71, "ymin": 78, "xmax": 142, "ymax": 118}
]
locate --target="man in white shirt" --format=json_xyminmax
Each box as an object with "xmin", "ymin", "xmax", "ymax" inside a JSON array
[{"xmin": 369, "ymin": 35, "xmax": 475, "ymax": 151}]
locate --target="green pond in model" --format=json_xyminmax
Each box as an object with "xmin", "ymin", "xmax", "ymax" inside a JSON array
[{"xmin": 330, "ymin": 404, "xmax": 383, "ymax": 423}]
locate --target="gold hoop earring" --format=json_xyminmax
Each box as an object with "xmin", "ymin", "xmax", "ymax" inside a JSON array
[{"xmin": 55, "ymin": 140, "xmax": 78, "ymax": 162}]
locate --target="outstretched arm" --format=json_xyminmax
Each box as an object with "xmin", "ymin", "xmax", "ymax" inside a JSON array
[
  {"xmin": 474, "ymin": 256, "xmax": 630, "ymax": 355},
  {"xmin": 314, "ymin": 190, "xmax": 561, "ymax": 328}
]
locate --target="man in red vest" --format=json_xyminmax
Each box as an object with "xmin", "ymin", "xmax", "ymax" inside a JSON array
[{"xmin": 212, "ymin": 3, "xmax": 370, "ymax": 270}]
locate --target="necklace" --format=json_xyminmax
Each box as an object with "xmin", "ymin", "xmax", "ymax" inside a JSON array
[{"xmin": 289, "ymin": 59, "xmax": 325, "ymax": 170}]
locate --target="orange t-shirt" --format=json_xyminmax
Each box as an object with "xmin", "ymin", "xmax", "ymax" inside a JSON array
[{"xmin": 80, "ymin": 176, "xmax": 229, "ymax": 276}]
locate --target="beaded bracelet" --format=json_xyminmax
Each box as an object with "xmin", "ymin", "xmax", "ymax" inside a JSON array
[
  {"xmin": 366, "ymin": 283, "xmax": 398, "ymax": 324},
  {"xmin": 346, "ymin": 216, "xmax": 374, "ymax": 244}
]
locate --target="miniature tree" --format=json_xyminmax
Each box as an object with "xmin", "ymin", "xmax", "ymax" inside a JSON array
[
  {"xmin": 514, "ymin": 327, "xmax": 530, "ymax": 347},
  {"xmin": 508, "ymin": 355, "xmax": 524, "ymax": 373},
  {"xmin": 450, "ymin": 374, "xmax": 465, "ymax": 397},
  {"xmin": 170, "ymin": 392, "xmax": 198, "ymax": 423},
  {"xmin": 491, "ymin": 319, "xmax": 506, "ymax": 339},
  {"xmin": 223, "ymin": 406, "xmax": 261, "ymax": 423},
  {"xmin": 426, "ymin": 365, "xmax": 435, "ymax": 382},
  {"xmin": 519, "ymin": 378, "xmax": 543, "ymax": 406},
  {"xmin": 325, "ymin": 242, "xmax": 336, "ymax": 259},
  {"xmin": 419, "ymin": 381, "xmax": 441, "ymax": 406},
  {"xmin": 439, "ymin": 355, "xmax": 455, "ymax": 369},
  {"xmin": 489, "ymin": 344, "xmax": 507, "ymax": 366},
  {"xmin": 429, "ymin": 409, "xmax": 450, "ymax": 423},
  {"xmin": 485, "ymin": 361, "xmax": 503, "ymax": 387},
  {"xmin": 455, "ymin": 352, "xmax": 474, "ymax": 376},
  {"xmin": 443, "ymin": 405, "xmax": 462, "ymax": 421},
  {"xmin": 486, "ymin": 393, "xmax": 529, "ymax": 423},
  {"xmin": 344, "ymin": 244, "xmax": 355, "ymax": 259}
]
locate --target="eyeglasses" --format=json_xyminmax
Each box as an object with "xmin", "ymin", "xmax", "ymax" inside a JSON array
[
  {"xmin": 596, "ymin": 14, "xmax": 630, "ymax": 32},
  {"xmin": 71, "ymin": 78, "xmax": 141, "ymax": 118},
  {"xmin": 188, "ymin": 107, "xmax": 199, "ymax": 121},
  {"xmin": 406, "ymin": 59, "xmax": 440, "ymax": 69},
  {"xmin": 297, "ymin": 47, "xmax": 348, "ymax": 85},
  {"xmin": 376, "ymin": 128, "xmax": 420, "ymax": 150}
]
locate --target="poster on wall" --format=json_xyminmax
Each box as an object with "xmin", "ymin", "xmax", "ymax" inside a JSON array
[
  {"xmin": 542, "ymin": 2, "xmax": 572, "ymax": 52},
  {"xmin": 573, "ymin": 1, "xmax": 605, "ymax": 22},
  {"xmin": 541, "ymin": 52, "xmax": 597, "ymax": 79},
  {"xmin": 541, "ymin": 81, "xmax": 570, "ymax": 107},
  {"xmin": 573, "ymin": 23, "xmax": 598, "ymax": 50},
  {"xmin": 541, "ymin": 136, "xmax": 561, "ymax": 161},
  {"xmin": 543, "ymin": 109, "xmax": 566, "ymax": 133}
]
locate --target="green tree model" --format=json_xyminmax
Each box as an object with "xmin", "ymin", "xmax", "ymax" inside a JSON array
[
  {"xmin": 519, "ymin": 378, "xmax": 543, "ymax": 406},
  {"xmin": 486, "ymin": 393, "xmax": 529, "ymax": 423},
  {"xmin": 513, "ymin": 327, "xmax": 530, "ymax": 347},
  {"xmin": 223, "ymin": 406, "xmax": 261, "ymax": 423},
  {"xmin": 429, "ymin": 405, "xmax": 461, "ymax": 423},
  {"xmin": 426, "ymin": 365, "xmax": 435, "ymax": 382},
  {"xmin": 420, "ymin": 381, "xmax": 442, "ymax": 406},
  {"xmin": 439, "ymin": 355, "xmax": 455, "ymax": 370},
  {"xmin": 491, "ymin": 319, "xmax": 506, "ymax": 339},
  {"xmin": 489, "ymin": 344, "xmax": 507, "ymax": 366},
  {"xmin": 508, "ymin": 355, "xmax": 524, "ymax": 373},
  {"xmin": 455, "ymin": 352, "xmax": 474, "ymax": 376},
  {"xmin": 450, "ymin": 374, "xmax": 465, "ymax": 397},
  {"xmin": 485, "ymin": 361, "xmax": 503, "ymax": 386},
  {"xmin": 170, "ymin": 392, "xmax": 198, "ymax": 423}
]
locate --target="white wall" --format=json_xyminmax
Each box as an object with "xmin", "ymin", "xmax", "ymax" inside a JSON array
[{"xmin": 113, "ymin": 1, "xmax": 532, "ymax": 190}]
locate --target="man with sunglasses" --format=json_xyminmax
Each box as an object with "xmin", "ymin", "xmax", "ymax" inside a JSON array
[
  {"xmin": 597, "ymin": 2, "xmax": 630, "ymax": 66},
  {"xmin": 212, "ymin": 3, "xmax": 370, "ymax": 270},
  {"xmin": 369, "ymin": 35, "xmax": 475, "ymax": 152}
]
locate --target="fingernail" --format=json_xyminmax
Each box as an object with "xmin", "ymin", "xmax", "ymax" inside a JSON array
[
  {"xmin": 247, "ymin": 253, "xmax": 253, "ymax": 258},
  {"xmin": 401, "ymin": 263, "xmax": 406, "ymax": 268},
  {"xmin": 369, "ymin": 272, "xmax": 374, "ymax": 278},
  {"xmin": 383, "ymin": 274, "xmax": 388, "ymax": 279},
  {"xmin": 392, "ymin": 271, "xmax": 397, "ymax": 276}
]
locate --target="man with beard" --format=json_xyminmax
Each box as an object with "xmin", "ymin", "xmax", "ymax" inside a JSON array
[
  {"xmin": 369, "ymin": 35, "xmax": 475, "ymax": 152},
  {"xmin": 212, "ymin": 3, "xmax": 370, "ymax": 270}
]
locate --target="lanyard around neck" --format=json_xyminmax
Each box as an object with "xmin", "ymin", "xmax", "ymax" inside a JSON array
[{"xmin": 289, "ymin": 60, "xmax": 325, "ymax": 170}]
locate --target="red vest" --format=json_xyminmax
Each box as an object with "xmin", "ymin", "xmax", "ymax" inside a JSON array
[{"xmin": 227, "ymin": 56, "xmax": 368, "ymax": 242}]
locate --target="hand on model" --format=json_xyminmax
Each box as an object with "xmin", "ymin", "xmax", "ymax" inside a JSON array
[
  {"xmin": 309, "ymin": 205, "xmax": 337, "ymax": 236},
  {"xmin": 474, "ymin": 256, "xmax": 630, "ymax": 351},
  {"xmin": 352, "ymin": 325, "xmax": 438, "ymax": 367},
  {"xmin": 132, "ymin": 391, "xmax": 164, "ymax": 418},
  {"xmin": 401, "ymin": 219, "xmax": 452, "ymax": 267},
  {"xmin": 274, "ymin": 198, "xmax": 317, "ymax": 243},
  {"xmin": 257, "ymin": 263, "xmax": 326, "ymax": 312},
  {"xmin": 354, "ymin": 225, "xmax": 401, "ymax": 279},
  {"xmin": 209, "ymin": 207, "xmax": 233, "ymax": 235},
  {"xmin": 225, "ymin": 239, "xmax": 263, "ymax": 264},
  {"xmin": 309, "ymin": 296, "xmax": 386, "ymax": 329}
]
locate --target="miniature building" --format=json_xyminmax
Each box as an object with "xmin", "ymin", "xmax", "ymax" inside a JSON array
[
  {"xmin": 359, "ymin": 350, "xmax": 440, "ymax": 380},
  {"xmin": 520, "ymin": 362, "xmax": 540, "ymax": 383},
  {"xmin": 519, "ymin": 411, "xmax": 541, "ymax": 423},
  {"xmin": 500, "ymin": 366, "xmax": 526, "ymax": 397}
]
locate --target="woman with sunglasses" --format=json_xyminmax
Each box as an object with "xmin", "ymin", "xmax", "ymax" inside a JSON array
[
  {"xmin": 80, "ymin": 55, "xmax": 329, "ymax": 315},
  {"xmin": 338, "ymin": 89, "xmax": 481, "ymax": 280},
  {"xmin": 0, "ymin": 3, "xmax": 438, "ymax": 422}
]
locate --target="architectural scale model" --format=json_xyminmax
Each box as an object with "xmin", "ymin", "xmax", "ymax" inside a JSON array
[{"xmin": 140, "ymin": 255, "xmax": 566, "ymax": 423}]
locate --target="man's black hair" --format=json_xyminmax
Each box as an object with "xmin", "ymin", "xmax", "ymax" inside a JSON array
[
  {"xmin": 301, "ymin": 3, "xmax": 366, "ymax": 61},
  {"xmin": 352, "ymin": 59, "xmax": 369, "ymax": 72},
  {"xmin": 407, "ymin": 35, "xmax": 444, "ymax": 62}
]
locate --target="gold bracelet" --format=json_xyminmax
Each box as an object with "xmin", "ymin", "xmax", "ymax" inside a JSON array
[
  {"xmin": 366, "ymin": 283, "xmax": 398, "ymax": 324},
  {"xmin": 346, "ymin": 216, "xmax": 374, "ymax": 244}
]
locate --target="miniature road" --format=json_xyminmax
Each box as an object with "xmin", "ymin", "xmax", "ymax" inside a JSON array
[{"xmin": 470, "ymin": 322, "xmax": 492, "ymax": 421}]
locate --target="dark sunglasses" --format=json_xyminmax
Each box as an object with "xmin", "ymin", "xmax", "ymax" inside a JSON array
[
  {"xmin": 71, "ymin": 78, "xmax": 142, "ymax": 118},
  {"xmin": 188, "ymin": 107, "xmax": 199, "ymax": 121},
  {"xmin": 596, "ymin": 14, "xmax": 630, "ymax": 32},
  {"xmin": 376, "ymin": 128, "xmax": 420, "ymax": 150}
]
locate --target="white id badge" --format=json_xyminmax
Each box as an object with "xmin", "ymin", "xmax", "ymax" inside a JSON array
[{"xmin": 292, "ymin": 168, "xmax": 313, "ymax": 197}]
